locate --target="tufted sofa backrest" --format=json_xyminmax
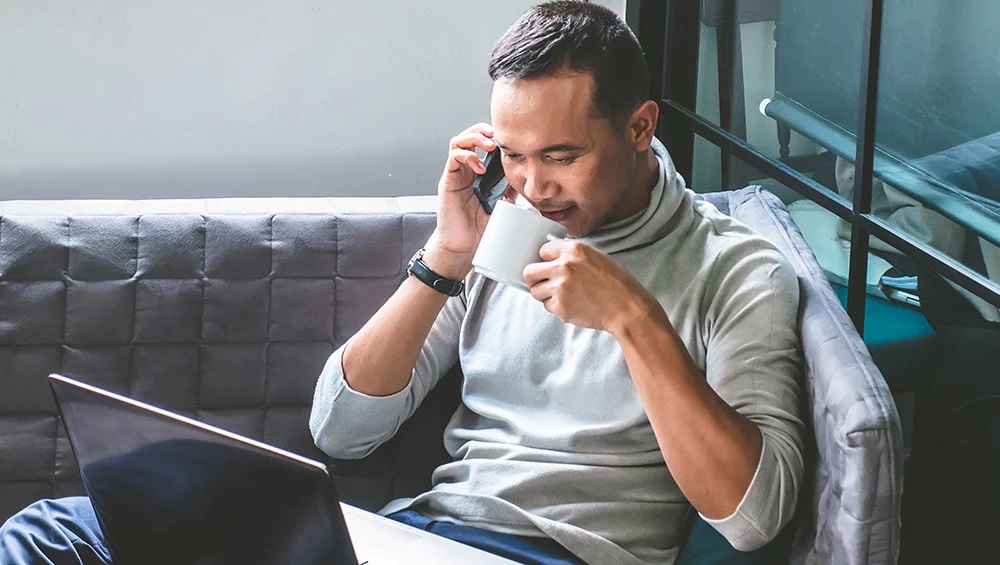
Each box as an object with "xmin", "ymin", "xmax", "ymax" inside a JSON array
[{"xmin": 0, "ymin": 197, "xmax": 440, "ymax": 521}]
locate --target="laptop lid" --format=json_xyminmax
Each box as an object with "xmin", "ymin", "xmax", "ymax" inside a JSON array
[{"xmin": 48, "ymin": 374, "xmax": 359, "ymax": 565}]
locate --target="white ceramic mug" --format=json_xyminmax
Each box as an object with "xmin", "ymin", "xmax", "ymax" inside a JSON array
[{"xmin": 472, "ymin": 200, "xmax": 569, "ymax": 291}]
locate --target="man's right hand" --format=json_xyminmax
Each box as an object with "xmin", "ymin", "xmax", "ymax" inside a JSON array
[
  {"xmin": 335, "ymin": 124, "xmax": 503, "ymax": 398},
  {"xmin": 424, "ymin": 123, "xmax": 507, "ymax": 280}
]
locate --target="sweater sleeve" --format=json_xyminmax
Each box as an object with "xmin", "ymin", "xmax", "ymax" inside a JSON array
[
  {"xmin": 308, "ymin": 287, "xmax": 466, "ymax": 460},
  {"xmin": 699, "ymin": 242, "xmax": 805, "ymax": 551}
]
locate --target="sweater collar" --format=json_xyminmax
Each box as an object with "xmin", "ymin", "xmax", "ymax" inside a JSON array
[{"xmin": 578, "ymin": 138, "xmax": 687, "ymax": 254}]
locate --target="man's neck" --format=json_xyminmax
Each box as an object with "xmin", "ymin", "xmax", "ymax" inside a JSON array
[
  {"xmin": 636, "ymin": 148, "xmax": 660, "ymax": 197},
  {"xmin": 611, "ymin": 149, "xmax": 660, "ymax": 221}
]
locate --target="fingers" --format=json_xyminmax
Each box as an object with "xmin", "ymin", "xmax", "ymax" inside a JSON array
[
  {"xmin": 527, "ymin": 277, "xmax": 556, "ymax": 305},
  {"xmin": 445, "ymin": 148, "xmax": 485, "ymax": 175},
  {"xmin": 538, "ymin": 239, "xmax": 570, "ymax": 262},
  {"xmin": 444, "ymin": 124, "xmax": 498, "ymax": 177},
  {"xmin": 450, "ymin": 128, "xmax": 497, "ymax": 154},
  {"xmin": 525, "ymin": 239, "xmax": 577, "ymax": 284},
  {"xmin": 522, "ymin": 261, "xmax": 551, "ymax": 287}
]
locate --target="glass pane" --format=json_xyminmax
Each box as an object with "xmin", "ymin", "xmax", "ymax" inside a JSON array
[
  {"xmin": 690, "ymin": 0, "xmax": 864, "ymax": 199},
  {"xmin": 694, "ymin": 134, "xmax": 895, "ymax": 303},
  {"xmin": 689, "ymin": 0, "xmax": 1000, "ymax": 320},
  {"xmin": 868, "ymin": 1, "xmax": 1000, "ymax": 324}
]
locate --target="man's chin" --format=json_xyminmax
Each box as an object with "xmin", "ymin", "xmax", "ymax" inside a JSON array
[
  {"xmin": 563, "ymin": 220, "xmax": 591, "ymax": 238},
  {"xmin": 559, "ymin": 217, "xmax": 584, "ymax": 238},
  {"xmin": 567, "ymin": 216, "xmax": 606, "ymax": 238}
]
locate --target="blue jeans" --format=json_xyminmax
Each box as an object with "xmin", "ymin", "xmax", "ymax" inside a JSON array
[
  {"xmin": 0, "ymin": 497, "xmax": 585, "ymax": 565},
  {"xmin": 385, "ymin": 509, "xmax": 584, "ymax": 565},
  {"xmin": 0, "ymin": 498, "xmax": 111, "ymax": 565}
]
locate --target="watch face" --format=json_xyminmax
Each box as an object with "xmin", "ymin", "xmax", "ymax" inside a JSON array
[{"xmin": 407, "ymin": 249, "xmax": 423, "ymax": 271}]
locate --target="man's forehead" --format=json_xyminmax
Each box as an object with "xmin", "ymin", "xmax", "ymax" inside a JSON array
[
  {"xmin": 491, "ymin": 73, "xmax": 595, "ymax": 114},
  {"xmin": 490, "ymin": 73, "xmax": 598, "ymax": 151}
]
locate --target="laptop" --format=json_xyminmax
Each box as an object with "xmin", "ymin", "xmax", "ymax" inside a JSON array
[{"xmin": 48, "ymin": 374, "xmax": 515, "ymax": 565}]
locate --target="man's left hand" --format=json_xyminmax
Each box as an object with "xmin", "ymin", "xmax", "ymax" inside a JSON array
[{"xmin": 522, "ymin": 239, "xmax": 660, "ymax": 333}]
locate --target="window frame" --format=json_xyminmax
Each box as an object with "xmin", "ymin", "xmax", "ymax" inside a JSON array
[{"xmin": 626, "ymin": 0, "xmax": 1000, "ymax": 334}]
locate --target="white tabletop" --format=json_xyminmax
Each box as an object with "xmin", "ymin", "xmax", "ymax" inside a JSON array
[{"xmin": 341, "ymin": 503, "xmax": 520, "ymax": 564}]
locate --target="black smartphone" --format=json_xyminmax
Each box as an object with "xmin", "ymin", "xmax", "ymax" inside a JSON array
[{"xmin": 472, "ymin": 148, "xmax": 509, "ymax": 214}]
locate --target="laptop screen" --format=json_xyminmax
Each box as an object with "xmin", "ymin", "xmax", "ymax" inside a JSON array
[{"xmin": 49, "ymin": 374, "xmax": 358, "ymax": 565}]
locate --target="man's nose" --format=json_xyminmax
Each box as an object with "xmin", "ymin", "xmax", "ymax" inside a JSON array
[{"xmin": 519, "ymin": 164, "xmax": 557, "ymax": 203}]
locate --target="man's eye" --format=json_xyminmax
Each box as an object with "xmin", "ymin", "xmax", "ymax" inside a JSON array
[
  {"xmin": 503, "ymin": 153, "xmax": 522, "ymax": 160},
  {"xmin": 549, "ymin": 156, "xmax": 575, "ymax": 164}
]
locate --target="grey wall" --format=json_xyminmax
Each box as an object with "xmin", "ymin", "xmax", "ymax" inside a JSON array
[{"xmin": 0, "ymin": 0, "xmax": 624, "ymax": 200}]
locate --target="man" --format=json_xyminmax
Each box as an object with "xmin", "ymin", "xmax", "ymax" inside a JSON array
[
  {"xmin": 309, "ymin": 2, "xmax": 803, "ymax": 564},
  {"xmin": 0, "ymin": 3, "xmax": 802, "ymax": 564}
]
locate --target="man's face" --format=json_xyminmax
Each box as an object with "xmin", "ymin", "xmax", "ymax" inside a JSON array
[{"xmin": 490, "ymin": 72, "xmax": 641, "ymax": 237}]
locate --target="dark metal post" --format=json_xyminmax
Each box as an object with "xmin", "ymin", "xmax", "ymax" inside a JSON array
[
  {"xmin": 845, "ymin": 0, "xmax": 885, "ymax": 335},
  {"xmin": 714, "ymin": 3, "xmax": 749, "ymax": 190},
  {"xmin": 625, "ymin": 0, "xmax": 668, "ymax": 105},
  {"xmin": 661, "ymin": 0, "xmax": 702, "ymax": 183}
]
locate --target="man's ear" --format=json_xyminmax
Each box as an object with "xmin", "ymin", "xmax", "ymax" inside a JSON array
[{"xmin": 625, "ymin": 100, "xmax": 659, "ymax": 152}]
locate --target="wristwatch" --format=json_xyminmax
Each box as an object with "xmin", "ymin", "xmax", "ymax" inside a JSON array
[{"xmin": 406, "ymin": 248, "xmax": 465, "ymax": 297}]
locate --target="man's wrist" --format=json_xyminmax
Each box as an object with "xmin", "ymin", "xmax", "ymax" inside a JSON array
[
  {"xmin": 420, "ymin": 246, "xmax": 473, "ymax": 281},
  {"xmin": 608, "ymin": 293, "xmax": 670, "ymax": 340}
]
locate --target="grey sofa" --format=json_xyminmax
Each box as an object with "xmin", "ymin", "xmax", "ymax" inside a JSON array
[{"xmin": 0, "ymin": 188, "xmax": 903, "ymax": 564}]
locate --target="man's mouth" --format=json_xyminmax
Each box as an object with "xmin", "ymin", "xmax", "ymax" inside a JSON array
[{"xmin": 539, "ymin": 206, "xmax": 574, "ymax": 222}]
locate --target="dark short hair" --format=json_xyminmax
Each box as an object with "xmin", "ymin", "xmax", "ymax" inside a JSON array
[{"xmin": 488, "ymin": 1, "xmax": 650, "ymax": 121}]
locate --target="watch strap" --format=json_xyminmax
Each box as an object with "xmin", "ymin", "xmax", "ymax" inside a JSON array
[{"xmin": 407, "ymin": 249, "xmax": 465, "ymax": 297}]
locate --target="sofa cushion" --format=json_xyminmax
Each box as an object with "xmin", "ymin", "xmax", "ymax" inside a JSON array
[
  {"xmin": 700, "ymin": 188, "xmax": 903, "ymax": 565},
  {"xmin": 0, "ymin": 197, "xmax": 439, "ymax": 521}
]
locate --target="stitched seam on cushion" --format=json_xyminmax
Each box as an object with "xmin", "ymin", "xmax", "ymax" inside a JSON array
[
  {"xmin": 195, "ymin": 216, "xmax": 207, "ymax": 416},
  {"xmin": 332, "ymin": 214, "xmax": 339, "ymax": 344},
  {"xmin": 264, "ymin": 217, "xmax": 274, "ymax": 389},
  {"xmin": 749, "ymin": 186, "xmax": 901, "ymax": 555},
  {"xmin": 55, "ymin": 216, "xmax": 70, "ymax": 490},
  {"xmin": 397, "ymin": 214, "xmax": 404, "ymax": 278},
  {"xmin": 129, "ymin": 217, "xmax": 141, "ymax": 397},
  {"xmin": 61, "ymin": 216, "xmax": 70, "ymax": 342},
  {"xmin": 130, "ymin": 216, "xmax": 139, "ymax": 346},
  {"xmin": 333, "ymin": 213, "xmax": 340, "ymax": 278},
  {"xmin": 262, "ymin": 215, "xmax": 275, "ymax": 415}
]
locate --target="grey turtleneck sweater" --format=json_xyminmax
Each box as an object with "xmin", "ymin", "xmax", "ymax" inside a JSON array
[{"xmin": 310, "ymin": 143, "xmax": 804, "ymax": 565}]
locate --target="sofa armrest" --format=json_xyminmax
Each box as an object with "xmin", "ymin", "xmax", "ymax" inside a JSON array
[{"xmin": 701, "ymin": 187, "xmax": 904, "ymax": 565}]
